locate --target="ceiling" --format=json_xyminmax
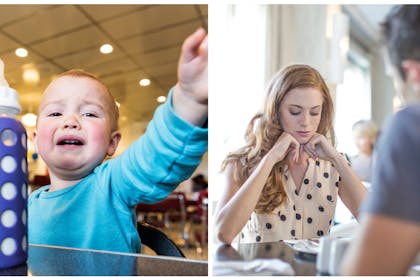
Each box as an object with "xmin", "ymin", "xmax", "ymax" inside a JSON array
[
  {"xmin": 344, "ymin": 4, "xmax": 394, "ymax": 47},
  {"xmin": 355, "ymin": 4, "xmax": 394, "ymax": 28},
  {"xmin": 0, "ymin": 4, "xmax": 208, "ymax": 132}
]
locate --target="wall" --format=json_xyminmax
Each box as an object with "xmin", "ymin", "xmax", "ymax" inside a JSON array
[
  {"xmin": 370, "ymin": 50, "xmax": 395, "ymax": 127},
  {"xmin": 344, "ymin": 4, "xmax": 396, "ymax": 128},
  {"xmin": 267, "ymin": 5, "xmax": 329, "ymax": 81},
  {"xmin": 270, "ymin": 4, "xmax": 396, "ymax": 128}
]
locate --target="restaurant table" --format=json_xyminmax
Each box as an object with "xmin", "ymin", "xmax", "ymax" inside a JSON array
[
  {"xmin": 0, "ymin": 244, "xmax": 208, "ymax": 276},
  {"xmin": 214, "ymin": 241, "xmax": 317, "ymax": 276}
]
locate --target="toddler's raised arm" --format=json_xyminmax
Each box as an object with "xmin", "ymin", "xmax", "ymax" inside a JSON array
[{"xmin": 172, "ymin": 28, "xmax": 208, "ymax": 127}]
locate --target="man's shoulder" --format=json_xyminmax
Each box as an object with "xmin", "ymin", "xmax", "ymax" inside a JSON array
[
  {"xmin": 379, "ymin": 103, "xmax": 420, "ymax": 149},
  {"xmin": 394, "ymin": 103, "xmax": 420, "ymax": 127}
]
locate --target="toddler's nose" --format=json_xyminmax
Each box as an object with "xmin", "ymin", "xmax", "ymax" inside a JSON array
[{"xmin": 63, "ymin": 116, "xmax": 80, "ymax": 129}]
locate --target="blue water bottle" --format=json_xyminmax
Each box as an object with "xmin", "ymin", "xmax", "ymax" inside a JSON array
[{"xmin": 0, "ymin": 59, "xmax": 28, "ymax": 269}]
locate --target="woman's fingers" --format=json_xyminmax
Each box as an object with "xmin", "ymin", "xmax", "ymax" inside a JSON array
[
  {"xmin": 304, "ymin": 144, "xmax": 317, "ymax": 159},
  {"xmin": 289, "ymin": 137, "xmax": 300, "ymax": 163},
  {"xmin": 304, "ymin": 133, "xmax": 338, "ymax": 161},
  {"xmin": 304, "ymin": 134, "xmax": 322, "ymax": 159},
  {"xmin": 272, "ymin": 132, "xmax": 301, "ymax": 162},
  {"xmin": 296, "ymin": 144, "xmax": 303, "ymax": 162}
]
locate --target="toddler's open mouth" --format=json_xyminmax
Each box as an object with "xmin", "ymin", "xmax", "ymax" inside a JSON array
[
  {"xmin": 58, "ymin": 139, "xmax": 83, "ymax": 145},
  {"xmin": 56, "ymin": 136, "xmax": 85, "ymax": 146}
]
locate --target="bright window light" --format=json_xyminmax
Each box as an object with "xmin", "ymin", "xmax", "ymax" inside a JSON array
[
  {"xmin": 100, "ymin": 44, "xmax": 113, "ymax": 54},
  {"xmin": 212, "ymin": 4, "xmax": 268, "ymax": 204},
  {"xmin": 139, "ymin": 79, "xmax": 150, "ymax": 87},
  {"xmin": 15, "ymin": 48, "xmax": 28, "ymax": 58}
]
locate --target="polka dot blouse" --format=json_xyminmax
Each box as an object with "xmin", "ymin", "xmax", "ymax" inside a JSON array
[{"xmin": 238, "ymin": 157, "xmax": 342, "ymax": 243}]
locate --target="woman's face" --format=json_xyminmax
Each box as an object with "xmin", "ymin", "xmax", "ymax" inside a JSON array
[{"xmin": 279, "ymin": 87, "xmax": 324, "ymax": 144}]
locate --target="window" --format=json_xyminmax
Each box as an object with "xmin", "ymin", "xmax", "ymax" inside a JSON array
[
  {"xmin": 211, "ymin": 5, "xmax": 268, "ymax": 203},
  {"xmin": 334, "ymin": 46, "xmax": 371, "ymax": 224},
  {"xmin": 335, "ymin": 49, "xmax": 371, "ymax": 156}
]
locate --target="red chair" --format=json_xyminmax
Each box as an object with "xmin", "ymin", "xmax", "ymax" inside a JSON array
[{"xmin": 29, "ymin": 175, "xmax": 51, "ymax": 193}]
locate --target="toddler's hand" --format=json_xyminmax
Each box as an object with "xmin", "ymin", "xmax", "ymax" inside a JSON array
[
  {"xmin": 172, "ymin": 28, "xmax": 208, "ymax": 126},
  {"xmin": 177, "ymin": 27, "xmax": 208, "ymax": 104}
]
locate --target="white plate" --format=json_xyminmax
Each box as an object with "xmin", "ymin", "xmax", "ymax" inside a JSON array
[{"xmin": 291, "ymin": 239, "xmax": 319, "ymax": 255}]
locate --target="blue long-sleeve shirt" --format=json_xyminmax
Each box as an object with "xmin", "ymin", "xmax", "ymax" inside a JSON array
[{"xmin": 28, "ymin": 90, "xmax": 208, "ymax": 253}]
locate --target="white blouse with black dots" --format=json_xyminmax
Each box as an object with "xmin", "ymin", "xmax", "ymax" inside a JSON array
[{"xmin": 238, "ymin": 157, "xmax": 343, "ymax": 244}]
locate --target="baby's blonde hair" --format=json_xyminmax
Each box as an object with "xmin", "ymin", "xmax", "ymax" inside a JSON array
[{"xmin": 352, "ymin": 120, "xmax": 379, "ymax": 142}]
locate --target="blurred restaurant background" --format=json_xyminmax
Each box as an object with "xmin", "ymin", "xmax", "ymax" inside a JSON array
[
  {"xmin": 0, "ymin": 4, "xmax": 208, "ymax": 260},
  {"xmin": 211, "ymin": 4, "xmax": 396, "ymax": 244}
]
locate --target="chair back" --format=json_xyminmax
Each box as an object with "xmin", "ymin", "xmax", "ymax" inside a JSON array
[
  {"xmin": 137, "ymin": 222, "xmax": 185, "ymax": 258},
  {"xmin": 136, "ymin": 192, "xmax": 187, "ymax": 231},
  {"xmin": 136, "ymin": 192, "xmax": 186, "ymax": 221}
]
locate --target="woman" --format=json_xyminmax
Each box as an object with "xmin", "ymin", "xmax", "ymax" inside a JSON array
[{"xmin": 214, "ymin": 64, "xmax": 367, "ymax": 244}]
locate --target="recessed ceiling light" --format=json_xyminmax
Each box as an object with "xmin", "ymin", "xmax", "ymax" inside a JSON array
[
  {"xmin": 15, "ymin": 48, "xmax": 28, "ymax": 58},
  {"xmin": 100, "ymin": 44, "xmax": 113, "ymax": 54},
  {"xmin": 156, "ymin": 96, "xmax": 166, "ymax": 103},
  {"xmin": 139, "ymin": 79, "xmax": 151, "ymax": 87}
]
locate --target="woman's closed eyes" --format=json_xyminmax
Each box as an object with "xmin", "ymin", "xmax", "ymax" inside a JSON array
[{"xmin": 289, "ymin": 110, "xmax": 320, "ymax": 116}]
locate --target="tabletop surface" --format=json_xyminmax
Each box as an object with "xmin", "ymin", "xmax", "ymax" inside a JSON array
[
  {"xmin": 1, "ymin": 244, "xmax": 208, "ymax": 276},
  {"xmin": 214, "ymin": 240, "xmax": 317, "ymax": 276}
]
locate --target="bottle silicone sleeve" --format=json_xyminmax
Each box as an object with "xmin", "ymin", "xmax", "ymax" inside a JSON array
[{"xmin": 0, "ymin": 117, "xmax": 28, "ymax": 269}]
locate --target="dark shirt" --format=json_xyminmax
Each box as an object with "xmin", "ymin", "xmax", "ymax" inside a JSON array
[{"xmin": 362, "ymin": 103, "xmax": 420, "ymax": 224}]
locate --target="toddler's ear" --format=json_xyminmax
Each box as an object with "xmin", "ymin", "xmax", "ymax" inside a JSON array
[{"xmin": 107, "ymin": 131, "xmax": 121, "ymax": 157}]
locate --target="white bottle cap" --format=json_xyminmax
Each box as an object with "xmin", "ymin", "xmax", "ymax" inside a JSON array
[
  {"xmin": 0, "ymin": 59, "xmax": 21, "ymax": 115},
  {"xmin": 0, "ymin": 59, "xmax": 9, "ymax": 87}
]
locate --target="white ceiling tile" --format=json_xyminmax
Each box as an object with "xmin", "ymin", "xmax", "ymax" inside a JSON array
[
  {"xmin": 0, "ymin": 33, "xmax": 20, "ymax": 53},
  {"xmin": 100, "ymin": 5, "xmax": 198, "ymax": 40},
  {"xmin": 119, "ymin": 21, "xmax": 200, "ymax": 57},
  {"xmin": 31, "ymin": 26, "xmax": 109, "ymax": 58},
  {"xmin": 3, "ymin": 5, "xmax": 90, "ymax": 44},
  {"xmin": 84, "ymin": 57, "xmax": 138, "ymax": 77},
  {"xmin": 0, "ymin": 5, "xmax": 53, "ymax": 26},
  {"xmin": 53, "ymin": 47, "xmax": 124, "ymax": 70},
  {"xmin": 146, "ymin": 62, "xmax": 177, "ymax": 78},
  {"xmin": 79, "ymin": 4, "xmax": 144, "ymax": 21},
  {"xmin": 132, "ymin": 46, "xmax": 180, "ymax": 68},
  {"xmin": 154, "ymin": 73, "xmax": 177, "ymax": 89}
]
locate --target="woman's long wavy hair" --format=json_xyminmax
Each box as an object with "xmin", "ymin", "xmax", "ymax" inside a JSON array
[{"xmin": 222, "ymin": 64, "xmax": 335, "ymax": 213}]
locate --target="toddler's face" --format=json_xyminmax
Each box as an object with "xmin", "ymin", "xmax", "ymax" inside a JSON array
[
  {"xmin": 34, "ymin": 76, "xmax": 120, "ymax": 180},
  {"xmin": 353, "ymin": 135, "xmax": 373, "ymax": 154}
]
